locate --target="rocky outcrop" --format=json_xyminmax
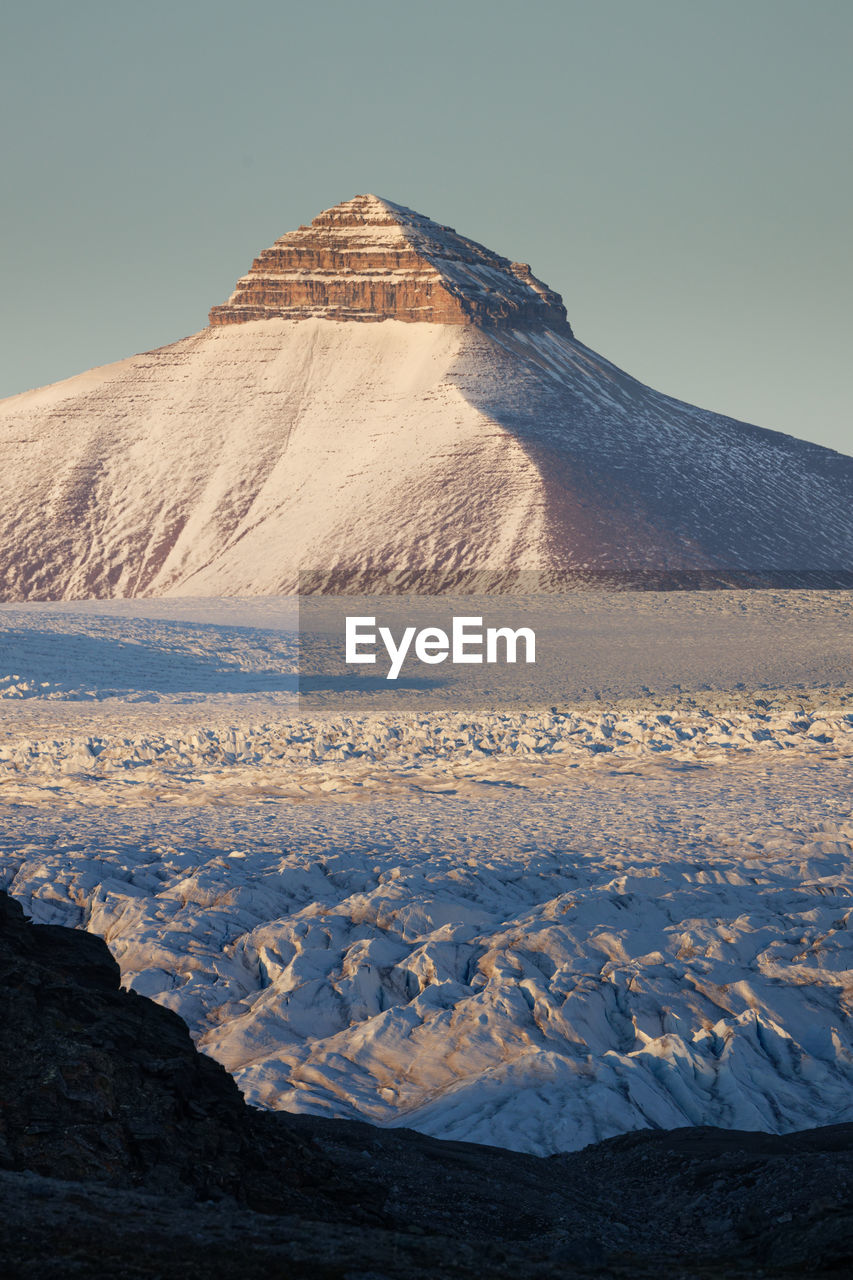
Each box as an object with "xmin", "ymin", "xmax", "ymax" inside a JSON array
[
  {"xmin": 0, "ymin": 891, "xmax": 337, "ymax": 1208},
  {"xmin": 209, "ymin": 194, "xmax": 572, "ymax": 331}
]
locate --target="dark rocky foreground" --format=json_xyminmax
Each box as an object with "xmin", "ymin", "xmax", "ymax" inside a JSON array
[{"xmin": 1, "ymin": 890, "xmax": 851, "ymax": 1278}]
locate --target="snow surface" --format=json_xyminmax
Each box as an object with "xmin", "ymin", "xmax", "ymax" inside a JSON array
[
  {"xmin": 2, "ymin": 593, "xmax": 852, "ymax": 1155},
  {"xmin": 1, "ymin": 319, "xmax": 852, "ymax": 601}
]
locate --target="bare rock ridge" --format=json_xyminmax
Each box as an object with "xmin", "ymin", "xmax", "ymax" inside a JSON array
[
  {"xmin": 0, "ymin": 890, "xmax": 328, "ymax": 1207},
  {"xmin": 208, "ymin": 193, "xmax": 571, "ymax": 330}
]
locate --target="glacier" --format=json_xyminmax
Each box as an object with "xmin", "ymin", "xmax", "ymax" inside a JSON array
[{"xmin": 1, "ymin": 592, "xmax": 851, "ymax": 1156}]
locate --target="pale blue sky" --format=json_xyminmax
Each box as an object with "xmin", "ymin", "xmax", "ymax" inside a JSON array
[{"xmin": 1, "ymin": 0, "xmax": 850, "ymax": 453}]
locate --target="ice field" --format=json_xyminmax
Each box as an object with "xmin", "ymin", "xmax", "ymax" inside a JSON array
[{"xmin": 1, "ymin": 590, "xmax": 852, "ymax": 1154}]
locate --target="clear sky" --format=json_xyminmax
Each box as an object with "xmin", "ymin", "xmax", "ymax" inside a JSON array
[{"xmin": 1, "ymin": 0, "xmax": 850, "ymax": 453}]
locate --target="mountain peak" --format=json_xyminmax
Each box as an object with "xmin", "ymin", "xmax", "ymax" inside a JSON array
[{"xmin": 209, "ymin": 195, "xmax": 571, "ymax": 331}]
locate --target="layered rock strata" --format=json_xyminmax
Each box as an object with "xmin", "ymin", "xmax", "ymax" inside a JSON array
[{"xmin": 209, "ymin": 194, "xmax": 571, "ymax": 330}]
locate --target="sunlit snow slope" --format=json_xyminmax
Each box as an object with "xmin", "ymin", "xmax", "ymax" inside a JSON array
[{"xmin": 1, "ymin": 319, "xmax": 851, "ymax": 600}]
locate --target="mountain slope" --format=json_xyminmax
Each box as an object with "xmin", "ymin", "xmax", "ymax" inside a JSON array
[{"xmin": 0, "ymin": 195, "xmax": 851, "ymax": 600}]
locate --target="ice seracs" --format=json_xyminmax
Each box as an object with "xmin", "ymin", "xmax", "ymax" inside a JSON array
[
  {"xmin": 0, "ymin": 593, "xmax": 851, "ymax": 1157},
  {"xmin": 4, "ymin": 695, "xmax": 853, "ymax": 1156}
]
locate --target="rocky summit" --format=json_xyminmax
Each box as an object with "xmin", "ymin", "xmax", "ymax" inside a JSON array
[{"xmin": 208, "ymin": 193, "xmax": 571, "ymax": 330}]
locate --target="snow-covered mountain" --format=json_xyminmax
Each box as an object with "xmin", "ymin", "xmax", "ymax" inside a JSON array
[{"xmin": 1, "ymin": 194, "xmax": 851, "ymax": 600}]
